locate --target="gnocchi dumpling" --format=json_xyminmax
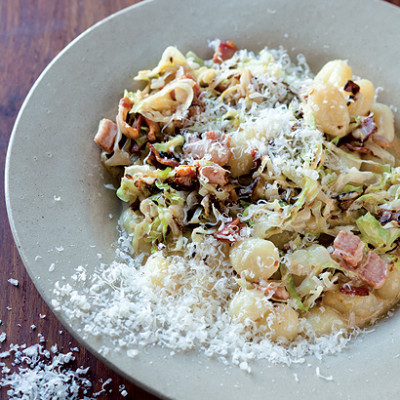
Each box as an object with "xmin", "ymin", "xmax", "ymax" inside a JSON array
[
  {"xmin": 143, "ymin": 254, "xmax": 180, "ymax": 290},
  {"xmin": 286, "ymin": 245, "xmax": 337, "ymax": 276},
  {"xmin": 263, "ymin": 304, "xmax": 299, "ymax": 341},
  {"xmin": 371, "ymin": 102, "xmax": 395, "ymax": 142},
  {"xmin": 229, "ymin": 289, "xmax": 273, "ymax": 323},
  {"xmin": 315, "ymin": 60, "xmax": 352, "ymax": 88},
  {"xmin": 376, "ymin": 267, "xmax": 400, "ymax": 300},
  {"xmin": 230, "ymin": 238, "xmax": 280, "ymax": 282},
  {"xmin": 305, "ymin": 305, "xmax": 346, "ymax": 336},
  {"xmin": 305, "ymin": 81, "xmax": 350, "ymax": 137},
  {"xmin": 120, "ymin": 207, "xmax": 143, "ymax": 234},
  {"xmin": 322, "ymin": 290, "xmax": 385, "ymax": 320}
]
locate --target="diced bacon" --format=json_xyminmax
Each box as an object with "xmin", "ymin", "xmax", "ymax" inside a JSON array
[
  {"xmin": 213, "ymin": 40, "xmax": 237, "ymax": 64},
  {"xmin": 358, "ymin": 250, "xmax": 388, "ymax": 289},
  {"xmin": 214, "ymin": 217, "xmax": 245, "ymax": 243},
  {"xmin": 254, "ymin": 283, "xmax": 290, "ymax": 300},
  {"xmin": 206, "ymin": 131, "xmax": 217, "ymax": 140},
  {"xmin": 199, "ymin": 164, "xmax": 229, "ymax": 186},
  {"xmin": 174, "ymin": 165, "xmax": 197, "ymax": 188},
  {"xmin": 333, "ymin": 231, "xmax": 365, "ymax": 267},
  {"xmin": 339, "ymin": 284, "xmax": 369, "ymax": 296},
  {"xmin": 147, "ymin": 143, "xmax": 180, "ymax": 168},
  {"xmin": 144, "ymin": 117, "xmax": 159, "ymax": 142},
  {"xmin": 94, "ymin": 119, "xmax": 118, "ymax": 153},
  {"xmin": 120, "ymin": 97, "xmax": 133, "ymax": 109},
  {"xmin": 184, "ymin": 134, "xmax": 232, "ymax": 166}
]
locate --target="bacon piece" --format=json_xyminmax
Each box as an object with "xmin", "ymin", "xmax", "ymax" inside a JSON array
[
  {"xmin": 339, "ymin": 284, "xmax": 369, "ymax": 296},
  {"xmin": 174, "ymin": 165, "xmax": 197, "ymax": 188},
  {"xmin": 184, "ymin": 133, "xmax": 232, "ymax": 166},
  {"xmin": 205, "ymin": 131, "xmax": 216, "ymax": 140},
  {"xmin": 94, "ymin": 119, "xmax": 118, "ymax": 153},
  {"xmin": 333, "ymin": 231, "xmax": 365, "ymax": 267},
  {"xmin": 343, "ymin": 80, "xmax": 360, "ymax": 96},
  {"xmin": 213, "ymin": 40, "xmax": 237, "ymax": 64},
  {"xmin": 214, "ymin": 217, "xmax": 245, "ymax": 243},
  {"xmin": 144, "ymin": 117, "xmax": 159, "ymax": 142},
  {"xmin": 199, "ymin": 164, "xmax": 229, "ymax": 186},
  {"xmin": 120, "ymin": 97, "xmax": 133, "ymax": 109},
  {"xmin": 254, "ymin": 283, "xmax": 290, "ymax": 300},
  {"xmin": 358, "ymin": 250, "xmax": 388, "ymax": 289},
  {"xmin": 147, "ymin": 143, "xmax": 180, "ymax": 168},
  {"xmin": 344, "ymin": 142, "xmax": 373, "ymax": 154}
]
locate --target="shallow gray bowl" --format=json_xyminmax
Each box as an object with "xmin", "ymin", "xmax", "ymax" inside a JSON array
[{"xmin": 5, "ymin": 0, "xmax": 400, "ymax": 399}]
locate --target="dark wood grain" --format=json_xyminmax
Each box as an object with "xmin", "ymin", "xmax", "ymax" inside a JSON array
[
  {"xmin": 0, "ymin": 0, "xmax": 399, "ymax": 399},
  {"xmin": 0, "ymin": 1, "xmax": 158, "ymax": 399}
]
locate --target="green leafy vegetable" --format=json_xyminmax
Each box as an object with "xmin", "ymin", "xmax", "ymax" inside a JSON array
[
  {"xmin": 341, "ymin": 184, "xmax": 363, "ymax": 193},
  {"xmin": 331, "ymin": 136, "xmax": 340, "ymax": 145},
  {"xmin": 280, "ymin": 265, "xmax": 309, "ymax": 311},
  {"xmin": 185, "ymin": 51, "xmax": 204, "ymax": 66},
  {"xmin": 153, "ymin": 135, "xmax": 185, "ymax": 153},
  {"xmin": 356, "ymin": 212, "xmax": 400, "ymax": 248},
  {"xmin": 154, "ymin": 180, "xmax": 184, "ymax": 204}
]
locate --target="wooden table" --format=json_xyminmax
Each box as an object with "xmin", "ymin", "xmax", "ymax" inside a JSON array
[{"xmin": 0, "ymin": 0, "xmax": 399, "ymax": 398}]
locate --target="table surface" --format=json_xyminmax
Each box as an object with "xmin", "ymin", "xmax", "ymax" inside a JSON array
[{"xmin": 1, "ymin": 0, "xmax": 399, "ymax": 398}]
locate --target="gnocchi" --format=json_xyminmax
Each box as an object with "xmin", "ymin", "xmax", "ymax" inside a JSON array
[
  {"xmin": 305, "ymin": 306, "xmax": 346, "ymax": 336},
  {"xmin": 322, "ymin": 291, "xmax": 385, "ymax": 321},
  {"xmin": 371, "ymin": 102, "xmax": 395, "ymax": 142},
  {"xmin": 315, "ymin": 59, "xmax": 352, "ymax": 88},
  {"xmin": 264, "ymin": 304, "xmax": 299, "ymax": 341},
  {"xmin": 230, "ymin": 238, "xmax": 280, "ymax": 282},
  {"xmin": 305, "ymin": 81, "xmax": 350, "ymax": 137},
  {"xmin": 376, "ymin": 267, "xmax": 400, "ymax": 300},
  {"xmin": 143, "ymin": 254, "xmax": 180, "ymax": 290},
  {"xmin": 229, "ymin": 289, "xmax": 273, "ymax": 323}
]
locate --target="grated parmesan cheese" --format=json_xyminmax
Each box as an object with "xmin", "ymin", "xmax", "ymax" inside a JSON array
[
  {"xmin": 0, "ymin": 340, "xmax": 129, "ymax": 399},
  {"xmin": 0, "ymin": 344, "xmax": 93, "ymax": 400},
  {"xmin": 315, "ymin": 366, "xmax": 333, "ymax": 381},
  {"xmin": 52, "ymin": 240, "xmax": 353, "ymax": 368}
]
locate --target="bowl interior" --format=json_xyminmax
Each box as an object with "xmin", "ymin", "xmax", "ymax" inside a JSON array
[{"xmin": 5, "ymin": 0, "xmax": 400, "ymax": 399}]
